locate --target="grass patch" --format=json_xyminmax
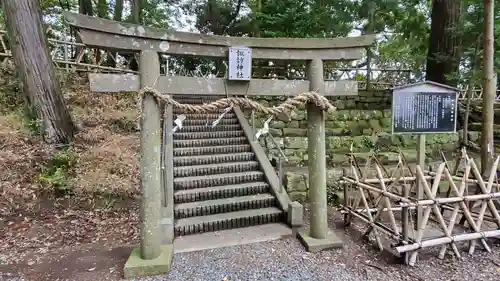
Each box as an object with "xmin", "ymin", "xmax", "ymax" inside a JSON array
[
  {"xmin": 39, "ymin": 148, "xmax": 77, "ymax": 195},
  {"xmin": 0, "ymin": 70, "xmax": 43, "ymax": 136},
  {"xmin": 0, "ymin": 69, "xmax": 23, "ymax": 113}
]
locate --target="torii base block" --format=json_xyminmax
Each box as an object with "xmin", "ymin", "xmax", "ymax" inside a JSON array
[
  {"xmin": 123, "ymin": 245, "xmax": 173, "ymax": 279},
  {"xmin": 298, "ymin": 229, "xmax": 343, "ymax": 253}
]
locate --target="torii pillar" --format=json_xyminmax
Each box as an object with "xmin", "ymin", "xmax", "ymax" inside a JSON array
[{"xmin": 298, "ymin": 58, "xmax": 343, "ymax": 252}]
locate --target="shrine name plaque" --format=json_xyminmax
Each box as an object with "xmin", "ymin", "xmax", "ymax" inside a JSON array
[
  {"xmin": 228, "ymin": 46, "xmax": 252, "ymax": 81},
  {"xmin": 392, "ymin": 92, "xmax": 457, "ymax": 134}
]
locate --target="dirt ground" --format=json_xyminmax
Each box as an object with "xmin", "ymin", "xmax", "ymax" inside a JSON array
[
  {"xmin": 0, "ymin": 76, "xmax": 141, "ymax": 279},
  {"xmin": 0, "ymin": 200, "xmax": 139, "ymax": 281},
  {"xmin": 1, "ymin": 78, "xmax": 500, "ymax": 280}
]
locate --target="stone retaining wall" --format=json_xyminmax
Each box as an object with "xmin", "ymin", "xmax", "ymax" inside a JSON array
[
  {"xmin": 249, "ymin": 91, "xmax": 460, "ymax": 167},
  {"xmin": 284, "ymin": 161, "xmax": 451, "ymax": 204}
]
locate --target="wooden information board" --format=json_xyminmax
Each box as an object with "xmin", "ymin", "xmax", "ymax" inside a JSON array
[{"xmin": 392, "ymin": 92, "xmax": 457, "ymax": 134}]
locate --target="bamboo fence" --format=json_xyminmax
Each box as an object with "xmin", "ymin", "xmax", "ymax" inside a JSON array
[{"xmin": 341, "ymin": 150, "xmax": 500, "ymax": 266}]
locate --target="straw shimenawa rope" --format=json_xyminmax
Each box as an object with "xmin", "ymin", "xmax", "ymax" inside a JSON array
[{"xmin": 138, "ymin": 86, "xmax": 337, "ymax": 116}]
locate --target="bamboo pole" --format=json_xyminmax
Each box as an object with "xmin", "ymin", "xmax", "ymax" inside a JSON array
[
  {"xmin": 339, "ymin": 175, "xmax": 426, "ymax": 185},
  {"xmin": 427, "ymin": 171, "xmax": 500, "ymax": 187},
  {"xmin": 438, "ymin": 163, "xmax": 471, "ymax": 259},
  {"xmin": 375, "ymin": 164, "xmax": 400, "ymax": 235},
  {"xmin": 395, "ymin": 229, "xmax": 500, "ymax": 253},
  {"xmin": 341, "ymin": 172, "xmax": 500, "ymax": 187},
  {"xmin": 340, "ymin": 206, "xmax": 427, "ymax": 214},
  {"xmin": 342, "ymin": 177, "xmax": 500, "ymax": 206},
  {"xmin": 339, "ymin": 204, "xmax": 497, "ymax": 223},
  {"xmin": 342, "ymin": 152, "xmax": 500, "ymax": 265},
  {"xmin": 468, "ymin": 158, "xmax": 500, "ymax": 225},
  {"xmin": 407, "ymin": 164, "xmax": 447, "ymax": 265},
  {"xmin": 351, "ymin": 163, "xmax": 384, "ymax": 251},
  {"xmin": 442, "ymin": 164, "xmax": 492, "ymax": 253},
  {"xmin": 469, "ymin": 156, "xmax": 500, "ymax": 254},
  {"xmin": 57, "ymin": 60, "xmax": 138, "ymax": 73},
  {"xmin": 341, "ymin": 206, "xmax": 411, "ymax": 245},
  {"xmin": 344, "ymin": 156, "xmax": 374, "ymax": 226},
  {"xmin": 402, "ymin": 183, "xmax": 410, "ymax": 264}
]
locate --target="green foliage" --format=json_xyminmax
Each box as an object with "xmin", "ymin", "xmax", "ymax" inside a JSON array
[
  {"xmin": 20, "ymin": 103, "xmax": 42, "ymax": 135},
  {"xmin": 1, "ymin": 0, "xmax": 500, "ymax": 87},
  {"xmin": 252, "ymin": 0, "xmax": 355, "ymax": 38},
  {"xmin": 326, "ymin": 181, "xmax": 342, "ymax": 206},
  {"xmin": 0, "ymin": 70, "xmax": 43, "ymax": 135},
  {"xmin": 0, "ymin": 69, "xmax": 23, "ymax": 113},
  {"xmin": 360, "ymin": 136, "xmax": 377, "ymax": 151},
  {"xmin": 39, "ymin": 167, "xmax": 72, "ymax": 193},
  {"xmin": 123, "ymin": 0, "xmax": 173, "ymax": 28},
  {"xmin": 39, "ymin": 148, "xmax": 76, "ymax": 194}
]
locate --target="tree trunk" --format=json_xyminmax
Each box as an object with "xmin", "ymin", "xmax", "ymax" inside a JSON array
[
  {"xmin": 114, "ymin": 0, "xmax": 124, "ymax": 21},
  {"xmin": 425, "ymin": 0, "xmax": 462, "ymax": 86},
  {"xmin": 95, "ymin": 0, "xmax": 109, "ymax": 65},
  {"xmin": 108, "ymin": 0, "xmax": 124, "ymax": 67},
  {"xmin": 132, "ymin": 0, "xmax": 143, "ymax": 24},
  {"xmin": 3, "ymin": 0, "xmax": 75, "ymax": 144},
  {"xmin": 77, "ymin": 0, "xmax": 93, "ymax": 63},
  {"xmin": 253, "ymin": 0, "xmax": 265, "ymax": 78},
  {"xmin": 462, "ymin": 33, "xmax": 482, "ymax": 146},
  {"xmin": 97, "ymin": 0, "xmax": 108, "ymax": 18},
  {"xmin": 480, "ymin": 0, "xmax": 496, "ymax": 173},
  {"xmin": 128, "ymin": 0, "xmax": 143, "ymax": 71},
  {"xmin": 79, "ymin": 0, "xmax": 94, "ymax": 15}
]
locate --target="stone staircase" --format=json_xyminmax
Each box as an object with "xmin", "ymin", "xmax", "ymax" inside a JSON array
[{"xmin": 171, "ymin": 96, "xmax": 286, "ymax": 238}]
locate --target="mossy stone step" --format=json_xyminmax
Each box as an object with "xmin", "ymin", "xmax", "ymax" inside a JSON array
[
  {"xmin": 173, "ymin": 161, "xmax": 259, "ymax": 177},
  {"xmin": 173, "ymin": 137, "xmax": 247, "ymax": 148},
  {"xmin": 173, "ymin": 152, "xmax": 255, "ymax": 167},
  {"xmin": 173, "ymin": 144, "xmax": 251, "ymax": 157},
  {"xmin": 174, "ymin": 182, "xmax": 270, "ymax": 204},
  {"xmin": 183, "ymin": 118, "xmax": 239, "ymax": 126},
  {"xmin": 173, "ymin": 171, "xmax": 265, "ymax": 190},
  {"xmin": 173, "ymin": 130, "xmax": 245, "ymax": 140},
  {"xmin": 180, "ymin": 124, "xmax": 241, "ymax": 132},
  {"xmin": 182, "ymin": 113, "xmax": 236, "ymax": 120},
  {"xmin": 174, "ymin": 207, "xmax": 283, "ymax": 236},
  {"xmin": 174, "ymin": 193, "xmax": 276, "ymax": 219}
]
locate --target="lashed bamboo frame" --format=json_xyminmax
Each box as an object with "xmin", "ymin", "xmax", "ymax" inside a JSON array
[{"xmin": 341, "ymin": 150, "xmax": 500, "ymax": 266}]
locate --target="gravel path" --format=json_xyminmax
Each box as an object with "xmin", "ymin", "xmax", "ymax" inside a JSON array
[
  {"xmin": 129, "ymin": 236, "xmax": 500, "ymax": 281},
  {"xmin": 127, "ymin": 209, "xmax": 500, "ymax": 281},
  {"xmin": 162, "ymin": 238, "xmax": 365, "ymax": 281}
]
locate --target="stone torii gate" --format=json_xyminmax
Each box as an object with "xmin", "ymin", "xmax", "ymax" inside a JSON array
[{"xmin": 64, "ymin": 12, "xmax": 375, "ymax": 278}]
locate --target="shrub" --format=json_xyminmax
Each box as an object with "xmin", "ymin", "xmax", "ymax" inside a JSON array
[{"xmin": 39, "ymin": 148, "xmax": 76, "ymax": 194}]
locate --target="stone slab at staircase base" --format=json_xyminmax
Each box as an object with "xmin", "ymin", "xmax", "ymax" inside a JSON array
[
  {"xmin": 298, "ymin": 228, "xmax": 343, "ymax": 252},
  {"xmin": 173, "ymin": 223, "xmax": 293, "ymax": 253},
  {"xmin": 123, "ymin": 245, "xmax": 173, "ymax": 279}
]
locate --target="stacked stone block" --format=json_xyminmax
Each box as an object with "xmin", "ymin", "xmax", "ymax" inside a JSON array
[{"xmin": 251, "ymin": 92, "xmax": 459, "ymax": 167}]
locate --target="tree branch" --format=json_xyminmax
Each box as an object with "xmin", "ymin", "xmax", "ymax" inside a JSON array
[{"xmin": 223, "ymin": 0, "xmax": 243, "ymax": 35}]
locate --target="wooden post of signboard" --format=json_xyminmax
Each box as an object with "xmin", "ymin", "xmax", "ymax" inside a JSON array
[{"xmin": 416, "ymin": 134, "xmax": 425, "ymax": 229}]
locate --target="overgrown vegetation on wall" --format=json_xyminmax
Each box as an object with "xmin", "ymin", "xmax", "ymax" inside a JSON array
[{"xmin": 0, "ymin": 72, "xmax": 140, "ymax": 209}]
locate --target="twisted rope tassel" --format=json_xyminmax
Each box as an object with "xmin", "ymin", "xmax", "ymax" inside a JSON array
[{"xmin": 138, "ymin": 86, "xmax": 337, "ymax": 116}]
